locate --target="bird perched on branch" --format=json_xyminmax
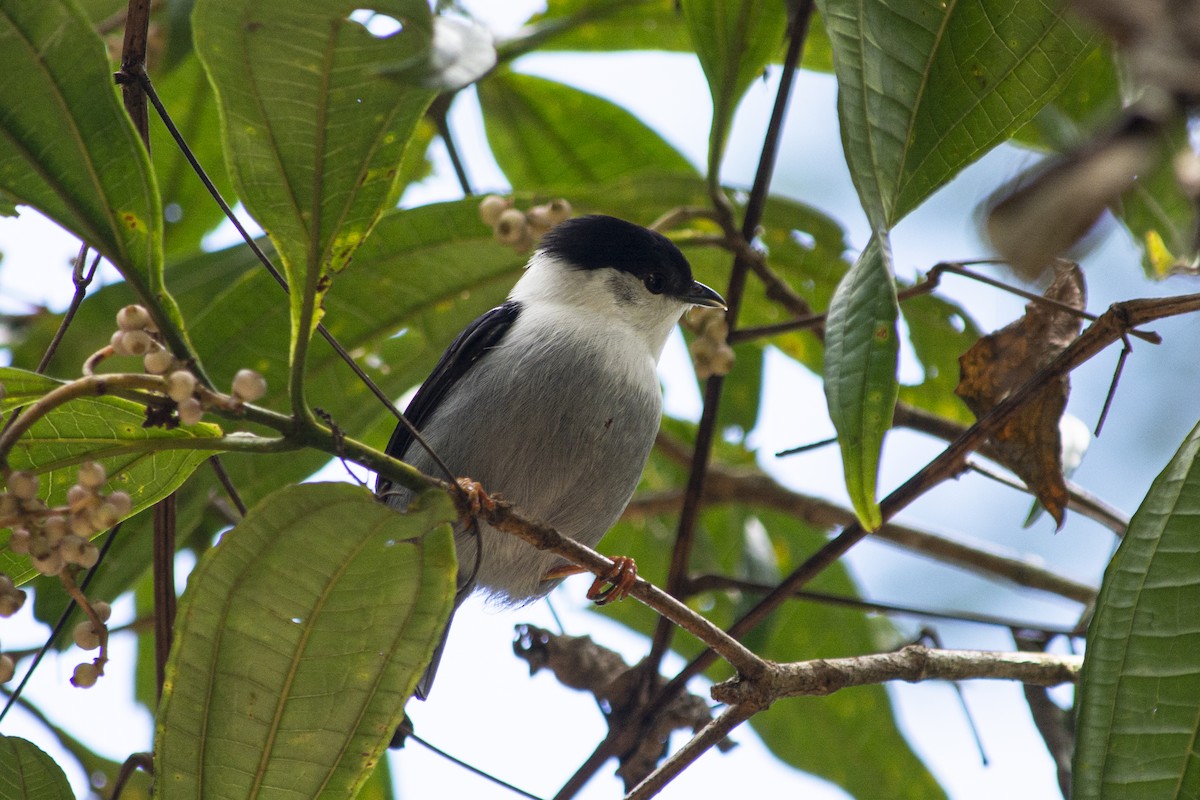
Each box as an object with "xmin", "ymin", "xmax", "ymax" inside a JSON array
[{"xmin": 376, "ymin": 214, "xmax": 725, "ymax": 701}]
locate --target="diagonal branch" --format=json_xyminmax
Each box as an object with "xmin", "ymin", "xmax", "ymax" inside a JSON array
[
  {"xmin": 647, "ymin": 0, "xmax": 815, "ymax": 684},
  {"xmin": 658, "ymin": 289, "xmax": 1200, "ymax": 704},
  {"xmin": 626, "ymin": 646, "xmax": 1080, "ymax": 800}
]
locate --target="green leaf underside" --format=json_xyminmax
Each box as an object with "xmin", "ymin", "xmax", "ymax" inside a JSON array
[
  {"xmin": 0, "ymin": 367, "xmax": 219, "ymax": 585},
  {"xmin": 817, "ymin": 0, "xmax": 1095, "ymax": 230},
  {"xmin": 0, "ymin": 0, "xmax": 200, "ymax": 356},
  {"xmin": 192, "ymin": 0, "xmax": 437, "ymax": 342},
  {"xmin": 155, "ymin": 482, "xmax": 456, "ymax": 800},
  {"xmin": 1074, "ymin": 419, "xmax": 1200, "ymax": 799},
  {"xmin": 478, "ymin": 71, "xmax": 697, "ymax": 186},
  {"xmin": 0, "ymin": 736, "xmax": 74, "ymax": 800},
  {"xmin": 681, "ymin": 0, "xmax": 789, "ymax": 183},
  {"xmin": 823, "ymin": 236, "xmax": 898, "ymax": 530}
]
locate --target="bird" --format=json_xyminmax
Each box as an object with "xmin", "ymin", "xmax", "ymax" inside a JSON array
[{"xmin": 376, "ymin": 213, "xmax": 726, "ymax": 702}]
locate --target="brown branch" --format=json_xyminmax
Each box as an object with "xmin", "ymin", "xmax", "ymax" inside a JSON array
[
  {"xmin": 623, "ymin": 703, "xmax": 757, "ymax": 800},
  {"xmin": 645, "ymin": 0, "xmax": 815, "ymax": 689},
  {"xmin": 633, "ymin": 289, "xmax": 1200, "ymax": 757},
  {"xmin": 476, "ymin": 499, "xmax": 767, "ymax": 681},
  {"xmin": 681, "ymin": 576, "xmax": 1078, "ymax": 634},
  {"xmin": 712, "ymin": 645, "xmax": 1082, "ymax": 707},
  {"xmin": 116, "ymin": 0, "xmax": 152, "ymax": 146},
  {"xmin": 638, "ymin": 440, "xmax": 1098, "ymax": 604}
]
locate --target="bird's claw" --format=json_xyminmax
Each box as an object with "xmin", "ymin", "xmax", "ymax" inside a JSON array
[
  {"xmin": 455, "ymin": 478, "xmax": 495, "ymax": 516},
  {"xmin": 586, "ymin": 556, "xmax": 637, "ymax": 606}
]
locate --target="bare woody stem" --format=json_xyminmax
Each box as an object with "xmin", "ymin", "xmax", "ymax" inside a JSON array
[
  {"xmin": 626, "ymin": 646, "xmax": 1081, "ymax": 800},
  {"xmin": 712, "ymin": 645, "xmax": 1083, "ymax": 706}
]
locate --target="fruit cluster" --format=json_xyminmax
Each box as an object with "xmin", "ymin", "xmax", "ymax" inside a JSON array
[{"xmin": 478, "ymin": 195, "xmax": 573, "ymax": 252}]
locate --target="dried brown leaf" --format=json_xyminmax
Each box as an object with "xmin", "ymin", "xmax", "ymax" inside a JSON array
[
  {"xmin": 512, "ymin": 624, "xmax": 735, "ymax": 790},
  {"xmin": 955, "ymin": 263, "xmax": 1087, "ymax": 526}
]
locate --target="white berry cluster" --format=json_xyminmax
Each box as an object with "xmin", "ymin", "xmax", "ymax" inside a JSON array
[
  {"xmin": 0, "ymin": 571, "xmax": 20, "ymax": 682},
  {"xmin": 479, "ymin": 195, "xmax": 573, "ymax": 252},
  {"xmin": 0, "ymin": 463, "xmax": 124, "ymax": 687},
  {"xmin": 69, "ymin": 598, "xmax": 111, "ymax": 689},
  {"xmin": 684, "ymin": 307, "xmax": 735, "ymax": 378},
  {"xmin": 3, "ymin": 463, "xmax": 129, "ymax": 576},
  {"xmin": 107, "ymin": 304, "xmax": 267, "ymax": 425}
]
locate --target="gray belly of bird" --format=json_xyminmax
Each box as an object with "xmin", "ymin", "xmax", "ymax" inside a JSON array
[{"xmin": 388, "ymin": 335, "xmax": 662, "ymax": 603}]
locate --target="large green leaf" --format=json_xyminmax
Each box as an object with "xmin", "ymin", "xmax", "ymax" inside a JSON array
[
  {"xmin": 478, "ymin": 71, "xmax": 696, "ymax": 186},
  {"xmin": 192, "ymin": 0, "xmax": 438, "ymax": 344},
  {"xmin": 680, "ymin": 0, "xmax": 789, "ymax": 184},
  {"xmin": 520, "ymin": 0, "xmax": 833, "ymax": 72},
  {"xmin": 1074, "ymin": 419, "xmax": 1200, "ymax": 799},
  {"xmin": 13, "ymin": 200, "xmax": 523, "ymax": 622},
  {"xmin": 823, "ymin": 236, "xmax": 898, "ymax": 530},
  {"xmin": 155, "ymin": 482, "xmax": 456, "ymax": 800},
  {"xmin": 0, "ymin": 736, "xmax": 73, "ymax": 800},
  {"xmin": 0, "ymin": 0, "xmax": 197, "ymax": 358},
  {"xmin": 816, "ymin": 0, "xmax": 1095, "ymax": 230},
  {"xmin": 0, "ymin": 367, "xmax": 220, "ymax": 584}
]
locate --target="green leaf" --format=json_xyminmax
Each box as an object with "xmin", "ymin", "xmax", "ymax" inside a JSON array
[
  {"xmin": 1011, "ymin": 46, "xmax": 1120, "ymax": 152},
  {"xmin": 1119, "ymin": 119, "xmax": 1197, "ymax": 278},
  {"xmin": 192, "ymin": 0, "xmax": 438, "ymax": 344},
  {"xmin": 0, "ymin": 0, "xmax": 196, "ymax": 358},
  {"xmin": 823, "ymin": 236, "xmax": 898, "ymax": 530},
  {"xmin": 155, "ymin": 482, "xmax": 456, "ymax": 800},
  {"xmin": 0, "ymin": 736, "xmax": 73, "ymax": 800},
  {"xmin": 1074, "ymin": 419, "xmax": 1200, "ymax": 799},
  {"xmin": 520, "ymin": 0, "xmax": 833, "ymax": 72},
  {"xmin": 0, "ymin": 367, "xmax": 220, "ymax": 585},
  {"xmin": 897, "ymin": 291, "xmax": 981, "ymax": 425},
  {"xmin": 680, "ymin": 0, "xmax": 788, "ymax": 184},
  {"xmin": 478, "ymin": 71, "xmax": 696, "ymax": 187},
  {"xmin": 816, "ymin": 0, "xmax": 1096, "ymax": 230},
  {"xmin": 11, "ymin": 200, "xmax": 522, "ymax": 618}
]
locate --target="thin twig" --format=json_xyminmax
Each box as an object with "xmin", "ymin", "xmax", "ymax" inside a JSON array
[
  {"xmin": 207, "ymin": 455, "xmax": 247, "ymax": 516},
  {"xmin": 964, "ymin": 459, "xmax": 1129, "ymax": 536},
  {"xmin": 0, "ymin": 524, "xmax": 121, "ymax": 725},
  {"xmin": 645, "ymin": 0, "xmax": 813, "ymax": 684},
  {"xmin": 680, "ymin": 576, "xmax": 1079, "ymax": 635},
  {"xmin": 153, "ymin": 495, "xmax": 176, "ymax": 699},
  {"xmin": 429, "ymin": 94, "xmax": 473, "ymax": 196},
  {"xmin": 36, "ymin": 246, "xmax": 101, "ymax": 374},
  {"xmin": 624, "ymin": 703, "xmax": 756, "ymax": 800},
  {"xmin": 111, "ymin": 753, "xmax": 154, "ymax": 800},
  {"xmin": 1094, "ymin": 333, "xmax": 1132, "ymax": 436},
  {"xmin": 476, "ymin": 499, "xmax": 766, "ymax": 680}
]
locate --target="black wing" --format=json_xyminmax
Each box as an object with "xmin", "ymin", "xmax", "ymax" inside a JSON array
[{"xmin": 375, "ymin": 301, "xmax": 522, "ymax": 496}]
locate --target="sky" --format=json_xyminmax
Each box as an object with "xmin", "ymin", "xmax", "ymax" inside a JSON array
[{"xmin": 4, "ymin": 3, "xmax": 1200, "ymax": 799}]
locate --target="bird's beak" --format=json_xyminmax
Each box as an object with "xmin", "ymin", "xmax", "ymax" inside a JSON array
[{"xmin": 683, "ymin": 280, "xmax": 727, "ymax": 309}]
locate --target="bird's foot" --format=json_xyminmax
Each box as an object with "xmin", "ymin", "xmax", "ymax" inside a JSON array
[
  {"xmin": 455, "ymin": 478, "xmax": 495, "ymax": 516},
  {"xmin": 542, "ymin": 556, "xmax": 638, "ymax": 606}
]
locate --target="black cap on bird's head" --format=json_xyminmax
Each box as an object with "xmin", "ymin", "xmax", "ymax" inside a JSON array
[{"xmin": 539, "ymin": 215, "xmax": 726, "ymax": 309}]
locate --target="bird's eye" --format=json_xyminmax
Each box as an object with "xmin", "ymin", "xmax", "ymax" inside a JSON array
[{"xmin": 644, "ymin": 273, "xmax": 666, "ymax": 294}]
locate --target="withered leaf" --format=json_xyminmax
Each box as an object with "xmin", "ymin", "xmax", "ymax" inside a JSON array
[
  {"xmin": 512, "ymin": 624, "xmax": 735, "ymax": 790},
  {"xmin": 955, "ymin": 262, "xmax": 1086, "ymax": 527}
]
